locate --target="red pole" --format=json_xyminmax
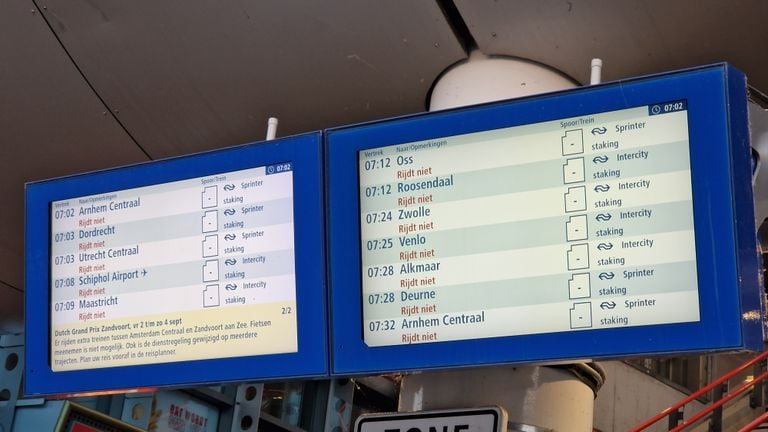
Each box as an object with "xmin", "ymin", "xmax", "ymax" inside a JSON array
[
  {"xmin": 630, "ymin": 351, "xmax": 768, "ymax": 431},
  {"xmin": 738, "ymin": 410, "xmax": 768, "ymax": 432}
]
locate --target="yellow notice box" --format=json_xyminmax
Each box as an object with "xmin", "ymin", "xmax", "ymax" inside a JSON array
[{"xmin": 51, "ymin": 301, "xmax": 297, "ymax": 371}]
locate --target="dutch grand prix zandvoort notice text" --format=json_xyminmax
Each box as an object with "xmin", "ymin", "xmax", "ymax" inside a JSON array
[{"xmin": 49, "ymin": 163, "xmax": 298, "ymax": 371}]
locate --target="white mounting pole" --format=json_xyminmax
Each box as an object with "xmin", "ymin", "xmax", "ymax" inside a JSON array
[
  {"xmin": 429, "ymin": 50, "xmax": 576, "ymax": 110},
  {"xmin": 590, "ymin": 58, "xmax": 603, "ymax": 85},
  {"xmin": 414, "ymin": 51, "xmax": 601, "ymax": 432},
  {"xmin": 266, "ymin": 117, "xmax": 279, "ymax": 141}
]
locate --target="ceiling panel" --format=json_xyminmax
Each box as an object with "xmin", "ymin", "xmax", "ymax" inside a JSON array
[
  {"xmin": 0, "ymin": 1, "xmax": 149, "ymax": 291},
  {"xmin": 41, "ymin": 0, "xmax": 467, "ymax": 158},
  {"xmin": 7, "ymin": 0, "xmax": 763, "ymax": 336},
  {"xmin": 455, "ymin": 0, "xmax": 768, "ymax": 92}
]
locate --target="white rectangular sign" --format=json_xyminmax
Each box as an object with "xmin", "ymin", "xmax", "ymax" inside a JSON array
[
  {"xmin": 355, "ymin": 407, "xmax": 506, "ymax": 432},
  {"xmin": 358, "ymin": 104, "xmax": 700, "ymax": 347},
  {"xmin": 49, "ymin": 165, "xmax": 298, "ymax": 371}
]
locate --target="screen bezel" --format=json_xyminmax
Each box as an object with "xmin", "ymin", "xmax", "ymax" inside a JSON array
[
  {"xmin": 326, "ymin": 64, "xmax": 761, "ymax": 376},
  {"xmin": 26, "ymin": 132, "xmax": 328, "ymax": 396}
]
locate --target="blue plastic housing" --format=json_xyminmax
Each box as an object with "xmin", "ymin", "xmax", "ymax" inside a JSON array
[
  {"xmin": 25, "ymin": 133, "xmax": 328, "ymax": 396},
  {"xmin": 326, "ymin": 64, "xmax": 762, "ymax": 376}
]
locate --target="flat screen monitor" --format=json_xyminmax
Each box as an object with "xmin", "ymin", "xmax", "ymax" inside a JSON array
[
  {"xmin": 26, "ymin": 133, "xmax": 328, "ymax": 396},
  {"xmin": 326, "ymin": 64, "xmax": 762, "ymax": 375}
]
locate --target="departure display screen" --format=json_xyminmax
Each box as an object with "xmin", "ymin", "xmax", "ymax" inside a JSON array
[
  {"xmin": 49, "ymin": 163, "xmax": 298, "ymax": 371},
  {"xmin": 358, "ymin": 101, "xmax": 699, "ymax": 347}
]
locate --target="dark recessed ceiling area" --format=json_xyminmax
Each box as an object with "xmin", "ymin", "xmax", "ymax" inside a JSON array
[{"xmin": 2, "ymin": 0, "xmax": 766, "ymax": 333}]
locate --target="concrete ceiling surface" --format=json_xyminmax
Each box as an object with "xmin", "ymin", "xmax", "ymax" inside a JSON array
[
  {"xmin": 3, "ymin": 0, "xmax": 766, "ymax": 335},
  {"xmin": 455, "ymin": 0, "xmax": 768, "ymax": 92},
  {"xmin": 41, "ymin": 0, "xmax": 467, "ymax": 159},
  {"xmin": 0, "ymin": 1, "xmax": 149, "ymax": 291}
]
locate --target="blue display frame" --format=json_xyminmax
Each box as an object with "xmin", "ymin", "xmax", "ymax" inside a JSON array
[
  {"xmin": 326, "ymin": 64, "xmax": 763, "ymax": 376},
  {"xmin": 25, "ymin": 133, "xmax": 328, "ymax": 396}
]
